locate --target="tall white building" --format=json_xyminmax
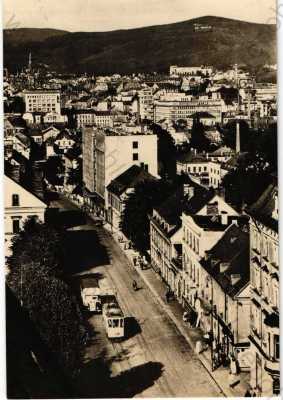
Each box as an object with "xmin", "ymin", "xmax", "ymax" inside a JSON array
[
  {"xmin": 23, "ymin": 90, "xmax": 61, "ymax": 114},
  {"xmin": 82, "ymin": 124, "xmax": 158, "ymax": 213}
]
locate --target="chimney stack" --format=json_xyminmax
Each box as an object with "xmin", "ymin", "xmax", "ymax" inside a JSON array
[
  {"xmin": 221, "ymin": 211, "xmax": 228, "ymax": 225},
  {"xmin": 236, "ymin": 121, "xmax": 240, "ymax": 153}
]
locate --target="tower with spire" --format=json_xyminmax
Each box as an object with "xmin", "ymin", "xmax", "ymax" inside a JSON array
[{"xmin": 28, "ymin": 52, "xmax": 32, "ymax": 71}]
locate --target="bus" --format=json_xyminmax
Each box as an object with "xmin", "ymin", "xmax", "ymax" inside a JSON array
[
  {"xmin": 80, "ymin": 277, "xmax": 101, "ymax": 312},
  {"xmin": 80, "ymin": 277, "xmax": 115, "ymax": 313},
  {"xmin": 102, "ymin": 296, "xmax": 124, "ymax": 339}
]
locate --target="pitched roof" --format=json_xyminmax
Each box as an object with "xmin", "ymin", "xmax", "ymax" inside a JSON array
[
  {"xmin": 107, "ymin": 165, "xmax": 156, "ymax": 196},
  {"xmin": 55, "ymin": 129, "xmax": 74, "ymax": 141},
  {"xmin": 177, "ymin": 151, "xmax": 207, "ymax": 164},
  {"xmin": 247, "ymin": 180, "xmax": 278, "ymax": 232},
  {"xmin": 200, "ymin": 223, "xmax": 249, "ymax": 297},
  {"xmin": 156, "ymin": 181, "xmax": 213, "ymax": 228}
]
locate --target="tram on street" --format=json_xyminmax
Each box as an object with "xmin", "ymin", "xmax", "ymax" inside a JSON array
[{"xmin": 102, "ymin": 296, "xmax": 124, "ymax": 339}]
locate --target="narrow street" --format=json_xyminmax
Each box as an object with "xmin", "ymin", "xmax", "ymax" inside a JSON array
[{"xmin": 50, "ymin": 195, "xmax": 223, "ymax": 397}]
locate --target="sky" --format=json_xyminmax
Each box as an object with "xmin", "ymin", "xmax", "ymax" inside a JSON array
[{"xmin": 4, "ymin": 0, "xmax": 277, "ymax": 32}]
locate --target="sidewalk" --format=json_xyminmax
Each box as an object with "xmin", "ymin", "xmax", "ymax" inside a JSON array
[{"xmin": 107, "ymin": 225, "xmax": 250, "ymax": 398}]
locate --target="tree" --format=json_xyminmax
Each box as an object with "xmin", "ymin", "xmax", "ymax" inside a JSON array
[
  {"xmin": 7, "ymin": 218, "xmax": 88, "ymax": 376},
  {"xmin": 44, "ymin": 156, "xmax": 65, "ymax": 186},
  {"xmin": 4, "ymin": 96, "xmax": 25, "ymax": 113},
  {"xmin": 190, "ymin": 118, "xmax": 211, "ymax": 152},
  {"xmin": 66, "ymin": 165, "xmax": 82, "ymax": 186},
  {"xmin": 151, "ymin": 123, "xmax": 177, "ymax": 179},
  {"xmin": 223, "ymin": 164, "xmax": 273, "ymax": 211},
  {"xmin": 120, "ymin": 179, "xmax": 175, "ymax": 253}
]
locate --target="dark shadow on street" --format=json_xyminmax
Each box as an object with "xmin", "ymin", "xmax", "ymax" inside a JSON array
[
  {"xmin": 46, "ymin": 208, "xmax": 87, "ymax": 229},
  {"xmin": 124, "ymin": 317, "xmax": 142, "ymax": 340},
  {"xmin": 62, "ymin": 230, "xmax": 111, "ymax": 275},
  {"xmin": 75, "ymin": 356, "xmax": 164, "ymax": 398}
]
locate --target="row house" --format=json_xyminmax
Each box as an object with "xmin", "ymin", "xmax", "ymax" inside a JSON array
[
  {"xmin": 247, "ymin": 181, "xmax": 279, "ymax": 396},
  {"xmin": 107, "ymin": 165, "xmax": 156, "ymax": 230},
  {"xmin": 150, "ymin": 183, "xmax": 214, "ymax": 299},
  {"xmin": 199, "ymin": 223, "xmax": 251, "ymax": 371},
  {"xmin": 181, "ymin": 195, "xmax": 239, "ymax": 312}
]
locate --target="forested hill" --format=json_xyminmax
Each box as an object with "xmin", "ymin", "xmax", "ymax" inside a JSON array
[{"xmin": 4, "ymin": 16, "xmax": 276, "ymax": 74}]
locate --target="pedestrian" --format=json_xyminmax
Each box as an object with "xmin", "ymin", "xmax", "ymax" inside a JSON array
[
  {"xmin": 133, "ymin": 256, "xmax": 137, "ymax": 266},
  {"xmin": 244, "ymin": 388, "xmax": 251, "ymax": 397},
  {"xmin": 165, "ymin": 290, "xmax": 169, "ymax": 303},
  {"xmin": 183, "ymin": 311, "xmax": 189, "ymax": 322},
  {"xmin": 132, "ymin": 280, "xmax": 138, "ymax": 291}
]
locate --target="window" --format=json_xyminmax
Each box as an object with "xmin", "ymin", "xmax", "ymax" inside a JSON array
[
  {"xmin": 112, "ymin": 319, "xmax": 119, "ymax": 328},
  {"xmin": 274, "ymin": 335, "xmax": 279, "ymax": 360},
  {"xmin": 133, "ymin": 153, "xmax": 139, "ymax": 161},
  {"xmin": 133, "ymin": 141, "xmax": 138, "ymax": 149},
  {"xmin": 12, "ymin": 219, "xmax": 20, "ymax": 234},
  {"xmin": 12, "ymin": 194, "xmax": 19, "ymax": 206}
]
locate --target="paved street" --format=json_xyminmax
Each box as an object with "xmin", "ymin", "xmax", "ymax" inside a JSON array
[{"xmin": 51, "ymin": 195, "xmax": 223, "ymax": 397}]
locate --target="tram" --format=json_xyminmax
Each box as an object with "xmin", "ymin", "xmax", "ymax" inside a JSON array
[{"xmin": 102, "ymin": 296, "xmax": 124, "ymax": 339}]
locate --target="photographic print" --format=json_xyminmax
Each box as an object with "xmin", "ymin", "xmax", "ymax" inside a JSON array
[{"xmin": 4, "ymin": 0, "xmax": 278, "ymax": 398}]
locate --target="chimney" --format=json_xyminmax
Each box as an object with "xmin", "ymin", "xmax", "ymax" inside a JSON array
[
  {"xmin": 184, "ymin": 184, "xmax": 194, "ymax": 199},
  {"xmin": 230, "ymin": 274, "xmax": 241, "ymax": 285},
  {"xmin": 236, "ymin": 121, "xmax": 240, "ymax": 153},
  {"xmin": 221, "ymin": 211, "xmax": 228, "ymax": 225}
]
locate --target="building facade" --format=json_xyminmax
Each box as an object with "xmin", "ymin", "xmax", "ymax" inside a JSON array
[
  {"xmin": 248, "ymin": 182, "xmax": 279, "ymax": 396},
  {"xmin": 23, "ymin": 90, "xmax": 61, "ymax": 114},
  {"xmin": 4, "ymin": 175, "xmax": 47, "ymax": 255}
]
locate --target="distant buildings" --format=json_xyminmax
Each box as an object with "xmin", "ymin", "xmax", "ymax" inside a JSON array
[
  {"xmin": 170, "ymin": 65, "xmax": 213, "ymax": 77},
  {"xmin": 176, "ymin": 152, "xmax": 224, "ymax": 189},
  {"xmin": 247, "ymin": 182, "xmax": 279, "ymax": 396},
  {"xmin": 154, "ymin": 92, "xmax": 224, "ymax": 124},
  {"xmin": 75, "ymin": 110, "xmax": 114, "ymax": 128},
  {"xmin": 22, "ymin": 89, "xmax": 61, "ymax": 114}
]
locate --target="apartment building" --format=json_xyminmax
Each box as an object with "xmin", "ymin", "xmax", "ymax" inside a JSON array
[
  {"xmin": 138, "ymin": 86, "xmax": 154, "ymax": 120},
  {"xmin": 23, "ymin": 90, "xmax": 61, "ymax": 114},
  {"xmin": 181, "ymin": 194, "xmax": 239, "ymax": 313},
  {"xmin": 107, "ymin": 165, "xmax": 156, "ymax": 230},
  {"xmin": 83, "ymin": 124, "xmax": 158, "ymax": 213},
  {"xmin": 75, "ymin": 110, "xmax": 114, "ymax": 128},
  {"xmin": 150, "ymin": 183, "xmax": 210, "ymax": 297},
  {"xmin": 247, "ymin": 182, "xmax": 279, "ymax": 396},
  {"xmin": 199, "ymin": 223, "xmax": 251, "ymax": 371},
  {"xmin": 176, "ymin": 152, "xmax": 225, "ymax": 189},
  {"xmin": 153, "ymin": 92, "xmax": 224, "ymax": 124}
]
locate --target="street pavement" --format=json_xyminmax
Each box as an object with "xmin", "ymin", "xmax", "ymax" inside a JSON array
[{"xmin": 50, "ymin": 195, "xmax": 224, "ymax": 397}]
